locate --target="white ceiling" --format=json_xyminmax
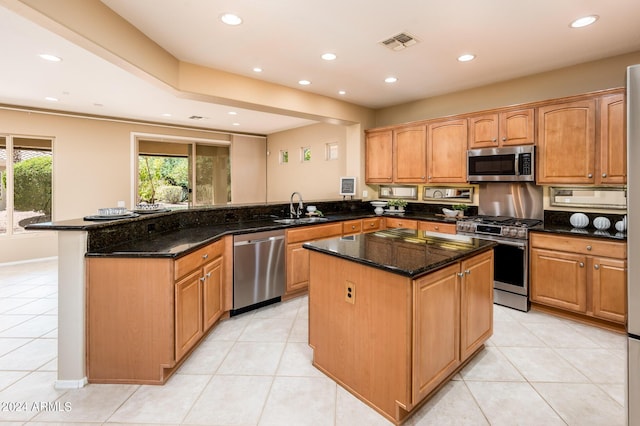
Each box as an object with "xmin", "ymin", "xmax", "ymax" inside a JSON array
[{"xmin": 2, "ymin": 0, "xmax": 640, "ymax": 134}]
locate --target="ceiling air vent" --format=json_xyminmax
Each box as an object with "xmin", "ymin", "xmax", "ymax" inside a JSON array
[{"xmin": 380, "ymin": 32, "xmax": 419, "ymax": 51}]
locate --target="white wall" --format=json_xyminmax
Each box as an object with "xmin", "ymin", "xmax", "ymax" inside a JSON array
[{"xmin": 266, "ymin": 123, "xmax": 347, "ymax": 202}]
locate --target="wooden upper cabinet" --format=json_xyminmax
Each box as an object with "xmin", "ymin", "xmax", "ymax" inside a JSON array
[
  {"xmin": 394, "ymin": 125, "xmax": 427, "ymax": 182},
  {"xmin": 427, "ymin": 119, "xmax": 468, "ymax": 183},
  {"xmin": 365, "ymin": 130, "xmax": 393, "ymax": 183},
  {"xmin": 599, "ymin": 93, "xmax": 626, "ymax": 184},
  {"xmin": 468, "ymin": 109, "xmax": 534, "ymax": 149},
  {"xmin": 537, "ymin": 99, "xmax": 596, "ymax": 184},
  {"xmin": 468, "ymin": 114, "xmax": 499, "ymax": 148},
  {"xmin": 500, "ymin": 109, "xmax": 535, "ymax": 146}
]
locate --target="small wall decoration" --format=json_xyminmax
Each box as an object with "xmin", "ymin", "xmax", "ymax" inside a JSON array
[
  {"xmin": 301, "ymin": 147, "xmax": 311, "ymax": 162},
  {"xmin": 279, "ymin": 150, "xmax": 289, "ymax": 164},
  {"xmin": 340, "ymin": 176, "xmax": 356, "ymax": 196}
]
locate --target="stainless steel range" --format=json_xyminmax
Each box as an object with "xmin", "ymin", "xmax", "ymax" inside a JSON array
[{"xmin": 457, "ymin": 215, "xmax": 542, "ymax": 311}]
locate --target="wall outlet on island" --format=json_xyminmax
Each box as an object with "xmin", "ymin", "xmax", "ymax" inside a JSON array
[{"xmin": 362, "ymin": 190, "xmax": 368, "ymax": 198}]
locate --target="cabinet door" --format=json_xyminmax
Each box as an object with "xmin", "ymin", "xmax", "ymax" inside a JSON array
[
  {"xmin": 592, "ymin": 257, "xmax": 627, "ymax": 324},
  {"xmin": 468, "ymin": 114, "xmax": 499, "ymax": 149},
  {"xmin": 362, "ymin": 217, "xmax": 382, "ymax": 233},
  {"xmin": 394, "ymin": 125, "xmax": 427, "ymax": 182},
  {"xmin": 202, "ymin": 257, "xmax": 224, "ymax": 331},
  {"xmin": 175, "ymin": 269, "xmax": 203, "ymax": 360},
  {"xmin": 412, "ymin": 263, "xmax": 460, "ymax": 403},
  {"xmin": 599, "ymin": 94, "xmax": 626, "ymax": 184},
  {"xmin": 286, "ymin": 242, "xmax": 310, "ymax": 293},
  {"xmin": 365, "ymin": 130, "xmax": 393, "ymax": 183},
  {"xmin": 385, "ymin": 217, "xmax": 418, "ymax": 229},
  {"xmin": 500, "ymin": 108, "xmax": 535, "ymax": 146},
  {"xmin": 530, "ymin": 247, "xmax": 587, "ymax": 313},
  {"xmin": 427, "ymin": 119, "xmax": 468, "ymax": 183},
  {"xmin": 460, "ymin": 250, "xmax": 494, "ymax": 361},
  {"xmin": 537, "ymin": 100, "xmax": 596, "ymax": 184}
]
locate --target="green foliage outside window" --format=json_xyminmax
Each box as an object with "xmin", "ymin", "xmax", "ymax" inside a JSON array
[{"xmin": 8, "ymin": 156, "xmax": 52, "ymax": 215}]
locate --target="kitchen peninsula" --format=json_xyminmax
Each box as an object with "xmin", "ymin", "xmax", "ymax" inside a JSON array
[{"xmin": 304, "ymin": 229, "xmax": 495, "ymax": 425}]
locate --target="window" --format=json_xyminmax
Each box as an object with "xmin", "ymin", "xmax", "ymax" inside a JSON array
[
  {"xmin": 136, "ymin": 137, "xmax": 230, "ymax": 207},
  {"xmin": 0, "ymin": 136, "xmax": 53, "ymax": 235}
]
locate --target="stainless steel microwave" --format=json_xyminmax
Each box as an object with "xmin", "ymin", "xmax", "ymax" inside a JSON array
[{"xmin": 467, "ymin": 146, "xmax": 535, "ymax": 182}]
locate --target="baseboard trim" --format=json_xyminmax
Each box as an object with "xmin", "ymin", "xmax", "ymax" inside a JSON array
[{"xmin": 54, "ymin": 377, "xmax": 88, "ymax": 389}]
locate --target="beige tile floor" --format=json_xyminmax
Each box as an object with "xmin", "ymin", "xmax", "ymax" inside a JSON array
[{"xmin": 0, "ymin": 259, "xmax": 627, "ymax": 425}]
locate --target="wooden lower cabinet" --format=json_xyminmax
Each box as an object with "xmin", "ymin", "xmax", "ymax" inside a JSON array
[
  {"xmin": 418, "ymin": 220, "xmax": 456, "ymax": 235},
  {"xmin": 285, "ymin": 222, "xmax": 343, "ymax": 297},
  {"xmin": 529, "ymin": 232, "xmax": 627, "ymax": 326},
  {"xmin": 385, "ymin": 217, "xmax": 418, "ymax": 229},
  {"xmin": 309, "ymin": 249, "xmax": 493, "ymax": 424},
  {"xmin": 86, "ymin": 237, "xmax": 231, "ymax": 384}
]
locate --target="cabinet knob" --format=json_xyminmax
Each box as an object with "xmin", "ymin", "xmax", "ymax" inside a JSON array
[
  {"xmin": 199, "ymin": 277, "xmax": 206, "ymax": 282},
  {"xmin": 586, "ymin": 245, "xmax": 592, "ymax": 251},
  {"xmin": 579, "ymin": 262, "xmax": 585, "ymax": 268},
  {"xmin": 202, "ymin": 254, "xmax": 209, "ymax": 259},
  {"xmin": 588, "ymin": 173, "xmax": 593, "ymax": 178},
  {"xmin": 206, "ymin": 272, "xmax": 212, "ymax": 278},
  {"xmin": 421, "ymin": 176, "xmax": 425, "ymax": 179},
  {"xmin": 492, "ymin": 138, "xmax": 497, "ymax": 142},
  {"xmin": 594, "ymin": 264, "xmax": 600, "ymax": 270},
  {"xmin": 502, "ymin": 137, "xmax": 507, "ymax": 141},
  {"xmin": 351, "ymin": 225, "xmax": 356, "ymax": 229},
  {"xmin": 428, "ymin": 176, "xmax": 432, "ymax": 180},
  {"xmin": 370, "ymin": 223, "xmax": 375, "ymax": 227},
  {"xmin": 602, "ymin": 173, "xmax": 607, "ymax": 178},
  {"xmin": 434, "ymin": 226, "xmax": 439, "ymax": 230},
  {"xmin": 457, "ymin": 272, "xmax": 465, "ymax": 277},
  {"xmin": 464, "ymin": 269, "xmax": 471, "ymax": 275}
]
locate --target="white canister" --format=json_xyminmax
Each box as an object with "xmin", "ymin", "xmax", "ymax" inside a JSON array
[
  {"xmin": 593, "ymin": 216, "xmax": 611, "ymax": 230},
  {"xmin": 569, "ymin": 213, "xmax": 589, "ymax": 228}
]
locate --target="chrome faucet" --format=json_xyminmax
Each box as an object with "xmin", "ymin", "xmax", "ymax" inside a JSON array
[{"xmin": 290, "ymin": 192, "xmax": 304, "ymax": 218}]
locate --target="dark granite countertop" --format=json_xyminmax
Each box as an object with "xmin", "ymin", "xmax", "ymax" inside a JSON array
[
  {"xmin": 303, "ymin": 228, "xmax": 496, "ymax": 278},
  {"xmin": 533, "ymin": 224, "xmax": 626, "ymax": 241}
]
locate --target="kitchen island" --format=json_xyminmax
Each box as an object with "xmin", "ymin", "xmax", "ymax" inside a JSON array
[{"xmin": 304, "ymin": 229, "xmax": 495, "ymax": 425}]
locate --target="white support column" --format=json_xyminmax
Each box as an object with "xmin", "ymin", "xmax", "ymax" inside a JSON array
[{"xmin": 55, "ymin": 231, "xmax": 88, "ymax": 389}]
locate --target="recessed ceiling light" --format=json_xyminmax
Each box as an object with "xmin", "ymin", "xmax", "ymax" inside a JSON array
[
  {"xmin": 93, "ymin": 103, "xmax": 104, "ymax": 107},
  {"xmin": 253, "ymin": 67, "xmax": 262, "ymax": 73},
  {"xmin": 338, "ymin": 90, "xmax": 346, "ymax": 95},
  {"xmin": 39, "ymin": 53, "xmax": 62, "ymax": 62},
  {"xmin": 384, "ymin": 76, "xmax": 398, "ymax": 83},
  {"xmin": 161, "ymin": 113, "xmax": 172, "ymax": 117},
  {"xmin": 228, "ymin": 111, "xmax": 237, "ymax": 115},
  {"xmin": 45, "ymin": 96, "xmax": 58, "ymax": 102},
  {"xmin": 321, "ymin": 53, "xmax": 337, "ymax": 61},
  {"xmin": 457, "ymin": 54, "xmax": 476, "ymax": 62},
  {"xmin": 570, "ymin": 15, "xmax": 598, "ymax": 28},
  {"xmin": 298, "ymin": 80, "xmax": 311, "ymax": 85},
  {"xmin": 220, "ymin": 13, "xmax": 242, "ymax": 26},
  {"xmin": 232, "ymin": 122, "xmax": 240, "ymax": 126}
]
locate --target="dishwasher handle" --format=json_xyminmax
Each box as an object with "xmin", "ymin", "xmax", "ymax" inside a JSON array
[{"xmin": 234, "ymin": 235, "xmax": 284, "ymax": 246}]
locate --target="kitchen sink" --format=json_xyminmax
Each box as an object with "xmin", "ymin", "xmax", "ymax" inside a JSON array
[{"xmin": 273, "ymin": 217, "xmax": 329, "ymax": 225}]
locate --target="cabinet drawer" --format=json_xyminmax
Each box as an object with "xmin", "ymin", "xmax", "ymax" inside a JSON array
[
  {"xmin": 342, "ymin": 219, "xmax": 362, "ymax": 235},
  {"xmin": 362, "ymin": 217, "xmax": 382, "ymax": 232},
  {"xmin": 385, "ymin": 217, "xmax": 418, "ymax": 229},
  {"xmin": 418, "ymin": 221, "xmax": 456, "ymax": 235},
  {"xmin": 530, "ymin": 232, "xmax": 626, "ymax": 259},
  {"xmin": 286, "ymin": 222, "xmax": 343, "ymax": 244},
  {"xmin": 175, "ymin": 239, "xmax": 225, "ymax": 280}
]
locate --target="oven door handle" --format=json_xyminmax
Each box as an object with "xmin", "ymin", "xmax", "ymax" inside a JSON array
[{"xmin": 493, "ymin": 238, "xmax": 527, "ymax": 249}]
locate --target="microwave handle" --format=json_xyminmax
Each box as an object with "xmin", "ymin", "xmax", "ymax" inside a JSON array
[{"xmin": 514, "ymin": 153, "xmax": 520, "ymax": 176}]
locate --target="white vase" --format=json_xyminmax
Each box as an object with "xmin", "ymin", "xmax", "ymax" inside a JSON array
[
  {"xmin": 374, "ymin": 206, "xmax": 384, "ymax": 215},
  {"xmin": 593, "ymin": 216, "xmax": 611, "ymax": 230},
  {"xmin": 569, "ymin": 213, "xmax": 589, "ymax": 228}
]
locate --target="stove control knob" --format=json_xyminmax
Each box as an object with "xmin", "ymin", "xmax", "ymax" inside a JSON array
[
  {"xmin": 517, "ymin": 229, "xmax": 527, "ymax": 238},
  {"xmin": 509, "ymin": 228, "xmax": 518, "ymax": 237}
]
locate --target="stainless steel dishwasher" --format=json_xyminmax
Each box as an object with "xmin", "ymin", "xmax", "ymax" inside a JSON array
[{"xmin": 232, "ymin": 229, "xmax": 286, "ymax": 314}]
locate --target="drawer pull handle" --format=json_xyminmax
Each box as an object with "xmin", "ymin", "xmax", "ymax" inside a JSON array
[
  {"xmin": 370, "ymin": 223, "xmax": 375, "ymax": 227},
  {"xmin": 594, "ymin": 264, "xmax": 600, "ymax": 270},
  {"xmin": 586, "ymin": 245, "xmax": 592, "ymax": 251},
  {"xmin": 579, "ymin": 262, "xmax": 585, "ymax": 268},
  {"xmin": 352, "ymin": 225, "xmax": 356, "ymax": 229},
  {"xmin": 434, "ymin": 226, "xmax": 439, "ymax": 230},
  {"xmin": 202, "ymin": 254, "xmax": 209, "ymax": 259}
]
